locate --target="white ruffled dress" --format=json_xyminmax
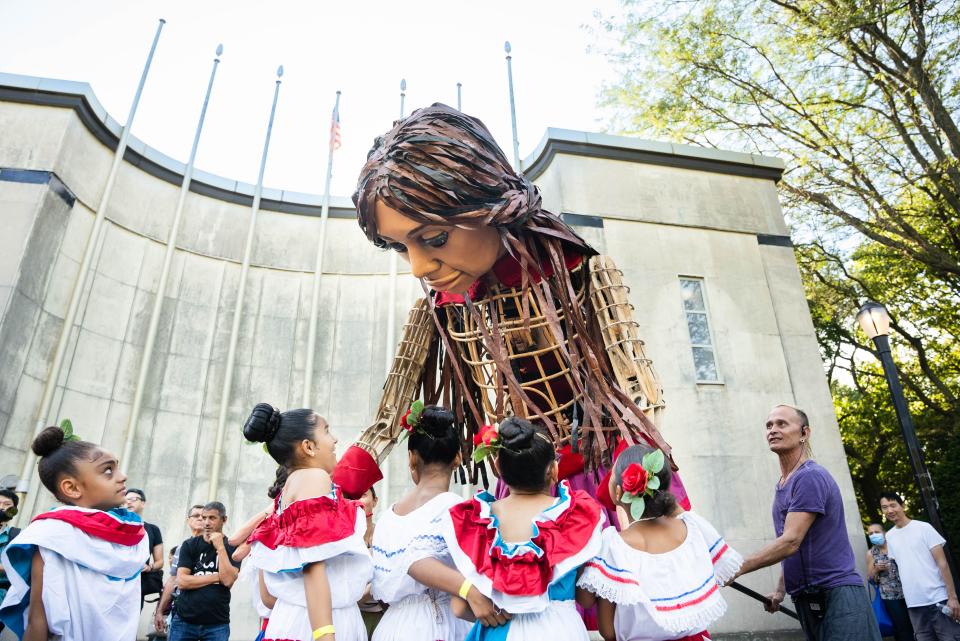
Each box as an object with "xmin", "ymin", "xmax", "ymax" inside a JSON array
[
  {"xmin": 576, "ymin": 511, "xmax": 742, "ymax": 641},
  {"xmin": 246, "ymin": 485, "xmax": 373, "ymax": 641},
  {"xmin": 370, "ymin": 491, "xmax": 471, "ymax": 641},
  {"xmin": 434, "ymin": 480, "xmax": 605, "ymax": 641},
  {"xmin": 0, "ymin": 506, "xmax": 149, "ymax": 641}
]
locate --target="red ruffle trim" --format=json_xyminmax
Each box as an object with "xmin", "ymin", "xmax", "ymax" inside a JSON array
[
  {"xmin": 449, "ymin": 487, "xmax": 602, "ymax": 596},
  {"xmin": 32, "ymin": 509, "xmax": 145, "ymax": 546},
  {"xmin": 434, "ymin": 249, "xmax": 584, "ymax": 306},
  {"xmin": 248, "ymin": 488, "xmax": 360, "ymax": 550}
]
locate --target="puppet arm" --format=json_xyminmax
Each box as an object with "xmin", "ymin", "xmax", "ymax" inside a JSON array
[
  {"xmin": 333, "ymin": 298, "xmax": 435, "ymax": 497},
  {"xmin": 588, "ymin": 255, "xmax": 665, "ymax": 425}
]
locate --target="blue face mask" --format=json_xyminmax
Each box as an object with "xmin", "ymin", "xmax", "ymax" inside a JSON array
[{"xmin": 869, "ymin": 533, "xmax": 885, "ymax": 546}]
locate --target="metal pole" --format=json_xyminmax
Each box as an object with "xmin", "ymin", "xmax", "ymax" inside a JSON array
[
  {"xmin": 122, "ymin": 44, "xmax": 223, "ymax": 473},
  {"xmin": 872, "ymin": 335, "xmax": 955, "ymax": 555},
  {"xmin": 504, "ymin": 41, "xmax": 521, "ymax": 171},
  {"xmin": 457, "ymin": 82, "xmax": 462, "ymax": 111},
  {"xmin": 15, "ymin": 18, "xmax": 166, "ymax": 520},
  {"xmin": 303, "ymin": 91, "xmax": 341, "ymax": 407},
  {"xmin": 208, "ymin": 66, "xmax": 283, "ymax": 502},
  {"xmin": 380, "ymin": 79, "xmax": 408, "ymax": 505}
]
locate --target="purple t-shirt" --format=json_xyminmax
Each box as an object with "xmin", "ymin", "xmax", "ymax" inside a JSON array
[{"xmin": 772, "ymin": 460, "xmax": 863, "ymax": 595}]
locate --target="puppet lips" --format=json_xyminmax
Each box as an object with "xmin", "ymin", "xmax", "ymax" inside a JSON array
[{"xmin": 427, "ymin": 272, "xmax": 466, "ymax": 292}]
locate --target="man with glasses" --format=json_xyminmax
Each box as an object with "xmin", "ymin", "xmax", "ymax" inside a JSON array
[
  {"xmin": 126, "ymin": 488, "xmax": 164, "ymax": 609},
  {"xmin": 155, "ymin": 505, "xmax": 205, "ymax": 635}
]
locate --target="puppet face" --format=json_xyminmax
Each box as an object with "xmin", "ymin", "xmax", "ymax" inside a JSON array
[{"xmin": 374, "ymin": 201, "xmax": 503, "ymax": 294}]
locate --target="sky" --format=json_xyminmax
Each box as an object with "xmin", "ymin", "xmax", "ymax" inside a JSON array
[{"xmin": 0, "ymin": 0, "xmax": 624, "ymax": 198}]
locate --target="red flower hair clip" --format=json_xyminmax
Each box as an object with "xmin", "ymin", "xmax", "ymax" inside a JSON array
[
  {"xmin": 399, "ymin": 400, "xmax": 425, "ymax": 434},
  {"xmin": 619, "ymin": 449, "xmax": 666, "ymax": 520},
  {"xmin": 471, "ymin": 424, "xmax": 501, "ymax": 462}
]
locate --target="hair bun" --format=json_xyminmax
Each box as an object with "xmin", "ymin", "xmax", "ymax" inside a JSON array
[
  {"xmin": 418, "ymin": 405, "xmax": 455, "ymax": 438},
  {"xmin": 32, "ymin": 426, "xmax": 66, "ymax": 458},
  {"xmin": 243, "ymin": 403, "xmax": 281, "ymax": 444},
  {"xmin": 499, "ymin": 418, "xmax": 535, "ymax": 450}
]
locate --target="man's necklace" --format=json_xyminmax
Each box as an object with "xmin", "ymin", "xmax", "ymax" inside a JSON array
[{"xmin": 779, "ymin": 452, "xmax": 806, "ymax": 486}]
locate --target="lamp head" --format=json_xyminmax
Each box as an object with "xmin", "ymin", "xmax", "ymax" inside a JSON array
[
  {"xmin": 400, "ymin": 79, "xmax": 407, "ymax": 92},
  {"xmin": 504, "ymin": 41, "xmax": 512, "ymax": 54},
  {"xmin": 857, "ymin": 301, "xmax": 890, "ymax": 339}
]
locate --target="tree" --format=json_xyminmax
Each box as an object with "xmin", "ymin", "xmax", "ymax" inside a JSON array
[{"xmin": 597, "ymin": 0, "xmax": 960, "ymax": 542}]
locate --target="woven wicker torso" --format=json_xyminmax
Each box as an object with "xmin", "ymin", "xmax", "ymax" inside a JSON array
[{"xmin": 441, "ymin": 263, "xmax": 588, "ymax": 433}]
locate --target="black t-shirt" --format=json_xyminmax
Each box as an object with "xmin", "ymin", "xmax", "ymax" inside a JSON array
[
  {"xmin": 144, "ymin": 522, "xmax": 163, "ymax": 554},
  {"xmin": 141, "ymin": 522, "xmax": 164, "ymax": 594},
  {"xmin": 174, "ymin": 535, "xmax": 241, "ymax": 625}
]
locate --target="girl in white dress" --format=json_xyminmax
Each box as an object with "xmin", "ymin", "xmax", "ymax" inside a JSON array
[
  {"xmin": 370, "ymin": 403, "xmax": 473, "ymax": 641},
  {"xmin": 243, "ymin": 404, "xmax": 373, "ymax": 641},
  {"xmin": 576, "ymin": 444, "xmax": 742, "ymax": 641},
  {"xmin": 0, "ymin": 424, "xmax": 148, "ymax": 641},
  {"xmin": 429, "ymin": 417, "xmax": 607, "ymax": 641}
]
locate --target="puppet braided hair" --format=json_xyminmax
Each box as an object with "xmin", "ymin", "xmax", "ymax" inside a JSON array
[{"xmin": 353, "ymin": 103, "xmax": 591, "ymax": 252}]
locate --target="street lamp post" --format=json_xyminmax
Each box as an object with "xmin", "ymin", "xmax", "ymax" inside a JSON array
[{"xmin": 857, "ymin": 302, "xmax": 951, "ymax": 546}]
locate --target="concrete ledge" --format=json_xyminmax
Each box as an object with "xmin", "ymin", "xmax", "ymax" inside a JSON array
[
  {"xmin": 523, "ymin": 127, "xmax": 785, "ymax": 183},
  {"xmin": 0, "ymin": 72, "xmax": 356, "ymax": 219},
  {"xmin": 0, "ymin": 72, "xmax": 784, "ymax": 217}
]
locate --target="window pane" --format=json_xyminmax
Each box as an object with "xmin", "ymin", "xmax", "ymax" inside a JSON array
[
  {"xmin": 692, "ymin": 347, "xmax": 719, "ymax": 382},
  {"xmin": 680, "ymin": 279, "xmax": 705, "ymax": 311},
  {"xmin": 686, "ymin": 312, "xmax": 712, "ymax": 345}
]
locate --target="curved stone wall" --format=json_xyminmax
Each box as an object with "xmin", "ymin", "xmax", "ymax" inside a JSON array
[{"xmin": 0, "ymin": 73, "xmax": 859, "ymax": 638}]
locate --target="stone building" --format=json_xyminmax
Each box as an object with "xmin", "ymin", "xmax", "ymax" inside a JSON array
[{"xmin": 0, "ymin": 72, "xmax": 861, "ymax": 638}]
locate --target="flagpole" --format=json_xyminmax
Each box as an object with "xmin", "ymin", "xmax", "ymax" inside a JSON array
[
  {"xmin": 121, "ymin": 44, "xmax": 223, "ymax": 473},
  {"xmin": 385, "ymin": 79, "xmax": 405, "ymax": 378},
  {"xmin": 15, "ymin": 18, "xmax": 166, "ymax": 520},
  {"xmin": 380, "ymin": 79, "xmax": 407, "ymax": 506},
  {"xmin": 457, "ymin": 82, "xmax": 462, "ymax": 111},
  {"xmin": 208, "ymin": 66, "xmax": 283, "ymax": 502},
  {"xmin": 302, "ymin": 90, "xmax": 341, "ymax": 407},
  {"xmin": 505, "ymin": 41, "xmax": 521, "ymax": 170}
]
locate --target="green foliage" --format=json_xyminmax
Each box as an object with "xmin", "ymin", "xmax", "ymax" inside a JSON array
[
  {"xmin": 933, "ymin": 438, "xmax": 960, "ymax": 547},
  {"xmin": 59, "ymin": 418, "xmax": 80, "ymax": 443},
  {"xmin": 597, "ymin": 0, "xmax": 960, "ymax": 541}
]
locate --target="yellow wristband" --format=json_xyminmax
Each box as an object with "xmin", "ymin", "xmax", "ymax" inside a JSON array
[
  {"xmin": 313, "ymin": 625, "xmax": 335, "ymax": 639},
  {"xmin": 458, "ymin": 579, "xmax": 473, "ymax": 599}
]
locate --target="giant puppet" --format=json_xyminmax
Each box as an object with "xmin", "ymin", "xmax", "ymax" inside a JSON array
[{"xmin": 333, "ymin": 104, "xmax": 687, "ymax": 509}]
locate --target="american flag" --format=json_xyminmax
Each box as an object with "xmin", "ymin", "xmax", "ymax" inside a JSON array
[{"xmin": 329, "ymin": 103, "xmax": 341, "ymax": 151}]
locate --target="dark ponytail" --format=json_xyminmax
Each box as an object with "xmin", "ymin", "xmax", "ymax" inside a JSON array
[
  {"xmin": 495, "ymin": 417, "xmax": 555, "ymax": 492},
  {"xmin": 612, "ymin": 444, "xmax": 677, "ymax": 519},
  {"xmin": 267, "ymin": 465, "xmax": 289, "ymax": 499},
  {"xmin": 408, "ymin": 405, "xmax": 462, "ymax": 466},
  {"xmin": 243, "ymin": 403, "xmax": 318, "ymax": 467}
]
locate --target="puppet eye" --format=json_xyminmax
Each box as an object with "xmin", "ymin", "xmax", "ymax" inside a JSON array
[{"xmin": 421, "ymin": 232, "xmax": 449, "ymax": 248}]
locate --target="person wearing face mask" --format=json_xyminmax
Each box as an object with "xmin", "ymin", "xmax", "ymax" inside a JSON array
[
  {"xmin": 0, "ymin": 489, "xmax": 21, "ymax": 639},
  {"xmin": 866, "ymin": 523, "xmax": 914, "ymax": 641}
]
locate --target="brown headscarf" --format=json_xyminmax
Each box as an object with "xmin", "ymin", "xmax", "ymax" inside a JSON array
[{"xmin": 354, "ymin": 103, "xmax": 671, "ymax": 472}]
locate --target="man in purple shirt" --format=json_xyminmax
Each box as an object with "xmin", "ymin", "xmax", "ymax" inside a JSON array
[{"xmin": 732, "ymin": 405, "xmax": 880, "ymax": 640}]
